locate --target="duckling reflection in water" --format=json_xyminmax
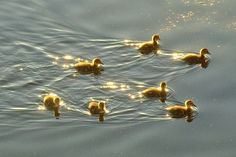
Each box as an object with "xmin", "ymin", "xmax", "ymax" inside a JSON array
[
  {"xmin": 165, "ymin": 100, "xmax": 197, "ymax": 121},
  {"xmin": 138, "ymin": 34, "xmax": 160, "ymax": 54},
  {"xmin": 88, "ymin": 100, "xmax": 108, "ymax": 122},
  {"xmin": 74, "ymin": 58, "xmax": 104, "ymax": 75},
  {"xmin": 142, "ymin": 82, "xmax": 167, "ymax": 102},
  {"xmin": 201, "ymin": 59, "xmax": 210, "ymax": 69},
  {"xmin": 181, "ymin": 48, "xmax": 210, "ymax": 66},
  {"xmin": 43, "ymin": 94, "xmax": 61, "ymax": 119}
]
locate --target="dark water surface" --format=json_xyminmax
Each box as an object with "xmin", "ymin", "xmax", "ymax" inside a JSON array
[{"xmin": 0, "ymin": 0, "xmax": 235, "ymax": 156}]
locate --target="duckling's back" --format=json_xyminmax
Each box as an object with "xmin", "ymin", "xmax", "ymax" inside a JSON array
[
  {"xmin": 138, "ymin": 43, "xmax": 157, "ymax": 54},
  {"xmin": 88, "ymin": 102, "xmax": 100, "ymax": 114},
  {"xmin": 166, "ymin": 106, "xmax": 187, "ymax": 118},
  {"xmin": 74, "ymin": 62, "xmax": 93, "ymax": 72},
  {"xmin": 142, "ymin": 87, "xmax": 161, "ymax": 97},
  {"xmin": 43, "ymin": 96, "xmax": 55, "ymax": 110},
  {"xmin": 181, "ymin": 54, "xmax": 202, "ymax": 64}
]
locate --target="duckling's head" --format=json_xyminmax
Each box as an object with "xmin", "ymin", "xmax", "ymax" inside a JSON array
[
  {"xmin": 152, "ymin": 34, "xmax": 160, "ymax": 42},
  {"xmin": 92, "ymin": 58, "xmax": 103, "ymax": 66},
  {"xmin": 185, "ymin": 100, "xmax": 196, "ymax": 108},
  {"xmin": 200, "ymin": 48, "xmax": 210, "ymax": 55},
  {"xmin": 98, "ymin": 101, "xmax": 105, "ymax": 111},
  {"xmin": 53, "ymin": 97, "xmax": 60, "ymax": 107},
  {"xmin": 160, "ymin": 81, "xmax": 167, "ymax": 89}
]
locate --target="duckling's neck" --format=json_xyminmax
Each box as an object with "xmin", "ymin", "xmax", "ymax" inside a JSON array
[
  {"xmin": 186, "ymin": 106, "xmax": 192, "ymax": 113},
  {"xmin": 200, "ymin": 53, "xmax": 206, "ymax": 60},
  {"xmin": 93, "ymin": 63, "xmax": 99, "ymax": 68},
  {"xmin": 153, "ymin": 40, "xmax": 158, "ymax": 47},
  {"xmin": 160, "ymin": 88, "xmax": 166, "ymax": 95},
  {"xmin": 92, "ymin": 62, "xmax": 97, "ymax": 67},
  {"xmin": 160, "ymin": 88, "xmax": 166, "ymax": 101}
]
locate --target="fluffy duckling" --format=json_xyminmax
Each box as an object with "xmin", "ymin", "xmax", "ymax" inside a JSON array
[
  {"xmin": 165, "ymin": 100, "xmax": 197, "ymax": 118},
  {"xmin": 74, "ymin": 58, "xmax": 103, "ymax": 74},
  {"xmin": 88, "ymin": 101, "xmax": 107, "ymax": 122},
  {"xmin": 43, "ymin": 94, "xmax": 61, "ymax": 119},
  {"xmin": 142, "ymin": 81, "xmax": 167, "ymax": 102},
  {"xmin": 181, "ymin": 48, "xmax": 210, "ymax": 65},
  {"xmin": 138, "ymin": 34, "xmax": 160, "ymax": 54}
]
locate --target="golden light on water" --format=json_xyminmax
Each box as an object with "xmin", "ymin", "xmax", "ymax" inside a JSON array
[
  {"xmin": 128, "ymin": 94, "xmax": 136, "ymax": 99},
  {"xmin": 55, "ymin": 56, "xmax": 59, "ymax": 60},
  {"xmin": 63, "ymin": 55, "xmax": 74, "ymax": 60},
  {"xmin": 172, "ymin": 52, "xmax": 184, "ymax": 60},
  {"xmin": 50, "ymin": 55, "xmax": 77, "ymax": 69},
  {"xmin": 51, "ymin": 55, "xmax": 76, "ymax": 69},
  {"xmin": 102, "ymin": 82, "xmax": 119, "ymax": 89},
  {"xmin": 101, "ymin": 82, "xmax": 130, "ymax": 91},
  {"xmin": 73, "ymin": 73, "xmax": 78, "ymax": 77},
  {"xmin": 62, "ymin": 64, "xmax": 70, "ymax": 69},
  {"xmin": 128, "ymin": 92, "xmax": 143, "ymax": 100},
  {"xmin": 120, "ymin": 84, "xmax": 130, "ymax": 91},
  {"xmin": 136, "ymin": 85, "xmax": 145, "ymax": 88},
  {"xmin": 124, "ymin": 39, "xmax": 131, "ymax": 43},
  {"xmin": 10, "ymin": 107, "xmax": 28, "ymax": 110},
  {"xmin": 157, "ymin": 50, "xmax": 163, "ymax": 54},
  {"xmin": 38, "ymin": 105, "xmax": 46, "ymax": 111},
  {"xmin": 138, "ymin": 93, "xmax": 143, "ymax": 98},
  {"xmin": 75, "ymin": 57, "xmax": 83, "ymax": 62},
  {"xmin": 52, "ymin": 61, "xmax": 58, "ymax": 65},
  {"xmin": 123, "ymin": 39, "xmax": 139, "ymax": 47}
]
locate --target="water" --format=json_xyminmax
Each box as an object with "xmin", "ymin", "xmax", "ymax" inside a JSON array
[{"xmin": 0, "ymin": 0, "xmax": 235, "ymax": 156}]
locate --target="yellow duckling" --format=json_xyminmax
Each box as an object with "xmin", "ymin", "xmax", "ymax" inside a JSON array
[
  {"xmin": 165, "ymin": 100, "xmax": 197, "ymax": 118},
  {"xmin": 142, "ymin": 81, "xmax": 167, "ymax": 102},
  {"xmin": 88, "ymin": 100, "xmax": 107, "ymax": 122},
  {"xmin": 138, "ymin": 34, "xmax": 160, "ymax": 54},
  {"xmin": 74, "ymin": 58, "xmax": 103, "ymax": 74},
  {"xmin": 181, "ymin": 48, "xmax": 210, "ymax": 65},
  {"xmin": 43, "ymin": 94, "xmax": 61, "ymax": 119}
]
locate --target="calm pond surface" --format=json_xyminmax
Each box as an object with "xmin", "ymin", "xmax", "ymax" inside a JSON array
[{"xmin": 0, "ymin": 0, "xmax": 236, "ymax": 156}]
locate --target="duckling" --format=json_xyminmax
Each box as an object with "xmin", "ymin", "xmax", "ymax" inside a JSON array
[
  {"xmin": 165, "ymin": 100, "xmax": 197, "ymax": 118},
  {"xmin": 138, "ymin": 34, "xmax": 160, "ymax": 54},
  {"xmin": 74, "ymin": 58, "xmax": 103, "ymax": 74},
  {"xmin": 88, "ymin": 101, "xmax": 107, "ymax": 122},
  {"xmin": 43, "ymin": 94, "xmax": 61, "ymax": 119},
  {"xmin": 142, "ymin": 81, "xmax": 167, "ymax": 102},
  {"xmin": 181, "ymin": 48, "xmax": 210, "ymax": 65}
]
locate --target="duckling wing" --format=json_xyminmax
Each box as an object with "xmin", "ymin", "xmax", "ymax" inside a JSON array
[
  {"xmin": 138, "ymin": 43, "xmax": 155, "ymax": 54},
  {"xmin": 142, "ymin": 88, "xmax": 161, "ymax": 97},
  {"xmin": 181, "ymin": 54, "xmax": 201, "ymax": 64},
  {"xmin": 166, "ymin": 106, "xmax": 187, "ymax": 118},
  {"xmin": 74, "ymin": 62, "xmax": 94, "ymax": 73}
]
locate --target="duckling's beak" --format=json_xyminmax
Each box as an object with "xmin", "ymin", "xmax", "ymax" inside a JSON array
[
  {"xmin": 207, "ymin": 51, "xmax": 211, "ymax": 55},
  {"xmin": 192, "ymin": 103, "xmax": 197, "ymax": 107},
  {"xmin": 100, "ymin": 61, "xmax": 104, "ymax": 65}
]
